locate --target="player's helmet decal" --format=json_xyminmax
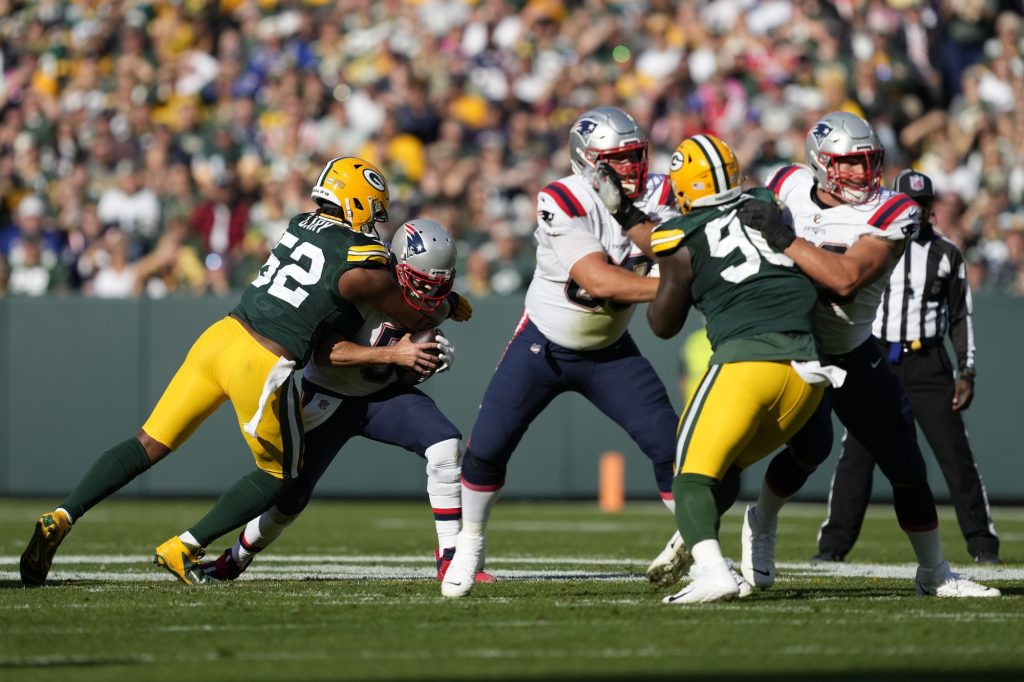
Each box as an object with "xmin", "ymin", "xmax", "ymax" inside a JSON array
[
  {"xmin": 811, "ymin": 122, "xmax": 833, "ymax": 142},
  {"xmin": 404, "ymin": 222, "xmax": 428, "ymax": 256},
  {"xmin": 574, "ymin": 118, "xmax": 598, "ymax": 142},
  {"xmin": 363, "ymin": 168, "xmax": 387, "ymax": 192}
]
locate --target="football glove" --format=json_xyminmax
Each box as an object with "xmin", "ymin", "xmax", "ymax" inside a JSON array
[
  {"xmin": 435, "ymin": 333, "xmax": 455, "ymax": 373},
  {"xmin": 589, "ymin": 161, "xmax": 649, "ymax": 232},
  {"xmin": 737, "ymin": 199, "xmax": 796, "ymax": 251},
  {"xmin": 447, "ymin": 291, "xmax": 473, "ymax": 322}
]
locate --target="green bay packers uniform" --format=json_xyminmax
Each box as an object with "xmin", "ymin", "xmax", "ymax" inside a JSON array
[
  {"xmin": 143, "ymin": 211, "xmax": 390, "ymax": 478},
  {"xmin": 652, "ymin": 186, "xmax": 823, "ymax": 479}
]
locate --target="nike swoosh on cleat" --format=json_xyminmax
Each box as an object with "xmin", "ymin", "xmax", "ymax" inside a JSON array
[{"xmin": 870, "ymin": 358, "xmax": 881, "ymax": 368}]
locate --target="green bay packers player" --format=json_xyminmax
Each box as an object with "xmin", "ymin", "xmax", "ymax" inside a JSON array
[
  {"xmin": 640, "ymin": 135, "xmax": 844, "ymax": 603},
  {"xmin": 19, "ymin": 157, "xmax": 470, "ymax": 587}
]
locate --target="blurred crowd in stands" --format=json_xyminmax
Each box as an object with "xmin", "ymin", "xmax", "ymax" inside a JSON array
[{"xmin": 0, "ymin": 0, "xmax": 1022, "ymax": 299}]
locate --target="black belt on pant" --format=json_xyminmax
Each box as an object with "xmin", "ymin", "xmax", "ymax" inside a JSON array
[{"xmin": 885, "ymin": 336, "xmax": 943, "ymax": 364}]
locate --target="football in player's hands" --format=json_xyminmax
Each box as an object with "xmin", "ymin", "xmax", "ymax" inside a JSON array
[{"xmin": 395, "ymin": 328, "xmax": 442, "ymax": 386}]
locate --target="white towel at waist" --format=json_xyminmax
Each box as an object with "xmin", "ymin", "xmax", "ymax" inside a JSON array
[
  {"xmin": 790, "ymin": 360, "xmax": 846, "ymax": 388},
  {"xmin": 243, "ymin": 357, "xmax": 297, "ymax": 437}
]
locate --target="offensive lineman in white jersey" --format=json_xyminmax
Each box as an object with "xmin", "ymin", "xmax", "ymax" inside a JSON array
[
  {"xmin": 739, "ymin": 111, "xmax": 998, "ymax": 597},
  {"xmin": 199, "ymin": 219, "xmax": 493, "ymax": 584},
  {"xmin": 442, "ymin": 107, "xmax": 689, "ymax": 597}
]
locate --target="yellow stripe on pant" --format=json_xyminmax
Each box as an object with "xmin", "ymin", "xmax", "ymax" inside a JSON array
[
  {"xmin": 141, "ymin": 316, "xmax": 302, "ymax": 479},
  {"xmin": 675, "ymin": 361, "xmax": 823, "ymax": 480}
]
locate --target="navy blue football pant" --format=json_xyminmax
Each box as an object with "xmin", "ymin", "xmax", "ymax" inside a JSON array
[
  {"xmin": 276, "ymin": 380, "xmax": 461, "ymax": 515},
  {"xmin": 818, "ymin": 338, "xmax": 998, "ymax": 559},
  {"xmin": 766, "ymin": 337, "xmax": 937, "ymax": 531},
  {"xmin": 462, "ymin": 319, "xmax": 677, "ymax": 494}
]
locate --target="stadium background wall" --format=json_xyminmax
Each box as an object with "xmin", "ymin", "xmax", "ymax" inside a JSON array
[{"xmin": 1, "ymin": 293, "xmax": 1021, "ymax": 503}]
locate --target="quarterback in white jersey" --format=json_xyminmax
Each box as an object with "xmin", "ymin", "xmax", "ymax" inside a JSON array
[
  {"xmin": 199, "ymin": 219, "xmax": 494, "ymax": 586},
  {"xmin": 442, "ymin": 107, "xmax": 688, "ymax": 598},
  {"xmin": 768, "ymin": 163, "xmax": 919, "ymax": 354},
  {"xmin": 740, "ymin": 112, "xmax": 998, "ymax": 599}
]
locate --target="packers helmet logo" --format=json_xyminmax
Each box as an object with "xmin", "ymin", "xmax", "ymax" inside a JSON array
[
  {"xmin": 670, "ymin": 151, "xmax": 684, "ymax": 172},
  {"xmin": 363, "ymin": 168, "xmax": 387, "ymax": 192}
]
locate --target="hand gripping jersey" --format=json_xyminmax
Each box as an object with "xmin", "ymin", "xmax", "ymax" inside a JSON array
[
  {"xmin": 767, "ymin": 165, "xmax": 920, "ymax": 355},
  {"xmin": 651, "ymin": 187, "xmax": 819, "ymax": 362},
  {"xmin": 526, "ymin": 172, "xmax": 679, "ymax": 350},
  {"xmin": 232, "ymin": 212, "xmax": 391, "ymax": 365},
  {"xmin": 303, "ymin": 304, "xmax": 412, "ymax": 398}
]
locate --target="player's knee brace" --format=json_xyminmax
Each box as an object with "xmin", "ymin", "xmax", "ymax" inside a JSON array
[{"xmin": 425, "ymin": 438, "xmax": 462, "ymax": 499}]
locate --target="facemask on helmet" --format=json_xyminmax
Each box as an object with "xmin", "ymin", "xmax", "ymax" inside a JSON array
[
  {"xmin": 669, "ymin": 134, "xmax": 742, "ymax": 212},
  {"xmin": 389, "ymin": 219, "xmax": 456, "ymax": 312},
  {"xmin": 805, "ymin": 112, "xmax": 884, "ymax": 204},
  {"xmin": 311, "ymin": 157, "xmax": 390, "ymax": 233},
  {"xmin": 569, "ymin": 107, "xmax": 649, "ymax": 199}
]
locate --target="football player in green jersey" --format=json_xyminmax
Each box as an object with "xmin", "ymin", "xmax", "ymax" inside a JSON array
[
  {"xmin": 20, "ymin": 157, "xmax": 472, "ymax": 587},
  {"xmin": 594, "ymin": 135, "xmax": 843, "ymax": 604}
]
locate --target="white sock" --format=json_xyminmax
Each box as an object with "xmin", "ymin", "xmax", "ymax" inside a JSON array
[
  {"xmin": 905, "ymin": 527, "xmax": 944, "ymax": 570},
  {"xmin": 691, "ymin": 538, "xmax": 725, "ymax": 566},
  {"xmin": 660, "ymin": 492, "xmax": 676, "ymax": 514},
  {"xmin": 459, "ymin": 483, "xmax": 500, "ymax": 531},
  {"xmin": 233, "ymin": 506, "xmax": 297, "ymax": 567},
  {"xmin": 178, "ymin": 531, "xmax": 201, "ymax": 550},
  {"xmin": 753, "ymin": 479, "xmax": 789, "ymax": 529},
  {"xmin": 425, "ymin": 439, "xmax": 463, "ymax": 550}
]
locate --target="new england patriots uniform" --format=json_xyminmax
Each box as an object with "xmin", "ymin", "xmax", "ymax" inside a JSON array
[
  {"xmin": 276, "ymin": 305, "xmax": 461, "ymax": 517},
  {"xmin": 767, "ymin": 165, "xmax": 938, "ymax": 531},
  {"xmin": 461, "ymin": 172, "xmax": 680, "ymax": 497}
]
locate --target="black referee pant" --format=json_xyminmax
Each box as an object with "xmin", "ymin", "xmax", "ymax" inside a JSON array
[{"xmin": 818, "ymin": 338, "xmax": 999, "ymax": 560}]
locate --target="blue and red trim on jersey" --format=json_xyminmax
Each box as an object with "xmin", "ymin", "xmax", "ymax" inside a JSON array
[
  {"xmin": 542, "ymin": 181, "xmax": 586, "ymax": 217},
  {"xmin": 768, "ymin": 165, "xmax": 800, "ymax": 197},
  {"xmin": 657, "ymin": 177, "xmax": 674, "ymax": 207},
  {"xmin": 868, "ymin": 193, "xmax": 915, "ymax": 231}
]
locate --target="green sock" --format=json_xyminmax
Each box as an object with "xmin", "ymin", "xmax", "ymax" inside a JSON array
[
  {"xmin": 712, "ymin": 465, "xmax": 742, "ymax": 534},
  {"xmin": 673, "ymin": 473, "xmax": 720, "ymax": 548},
  {"xmin": 188, "ymin": 469, "xmax": 286, "ymax": 547},
  {"xmin": 62, "ymin": 438, "xmax": 151, "ymax": 521}
]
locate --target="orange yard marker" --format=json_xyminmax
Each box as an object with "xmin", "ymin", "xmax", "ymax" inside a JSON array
[{"xmin": 599, "ymin": 451, "xmax": 625, "ymax": 513}]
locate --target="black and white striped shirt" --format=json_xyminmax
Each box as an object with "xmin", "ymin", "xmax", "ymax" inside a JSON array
[{"xmin": 873, "ymin": 224, "xmax": 975, "ymax": 371}]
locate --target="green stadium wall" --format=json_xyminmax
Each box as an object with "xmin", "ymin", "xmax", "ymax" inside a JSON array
[{"xmin": 1, "ymin": 293, "xmax": 1021, "ymax": 503}]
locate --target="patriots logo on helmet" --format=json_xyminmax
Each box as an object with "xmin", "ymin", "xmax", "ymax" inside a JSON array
[
  {"xmin": 811, "ymin": 122, "xmax": 833, "ymax": 142},
  {"xmin": 574, "ymin": 118, "xmax": 598, "ymax": 142},
  {"xmin": 403, "ymin": 223, "xmax": 428, "ymax": 255}
]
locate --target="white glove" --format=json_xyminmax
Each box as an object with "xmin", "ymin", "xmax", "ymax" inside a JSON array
[
  {"xmin": 581, "ymin": 164, "xmax": 623, "ymax": 215},
  {"xmin": 435, "ymin": 333, "xmax": 455, "ymax": 373}
]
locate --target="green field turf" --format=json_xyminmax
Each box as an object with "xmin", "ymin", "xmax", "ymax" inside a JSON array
[{"xmin": 1, "ymin": 498, "xmax": 1022, "ymax": 681}]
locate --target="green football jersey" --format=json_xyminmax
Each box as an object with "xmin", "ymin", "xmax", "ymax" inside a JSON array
[
  {"xmin": 232, "ymin": 212, "xmax": 391, "ymax": 365},
  {"xmin": 651, "ymin": 188, "xmax": 819, "ymax": 363}
]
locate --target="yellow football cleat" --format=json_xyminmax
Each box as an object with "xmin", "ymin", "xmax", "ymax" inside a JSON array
[
  {"xmin": 153, "ymin": 536, "xmax": 213, "ymax": 586},
  {"xmin": 20, "ymin": 509, "xmax": 73, "ymax": 587}
]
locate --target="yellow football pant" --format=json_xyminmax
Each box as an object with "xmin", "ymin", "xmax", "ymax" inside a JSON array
[
  {"xmin": 676, "ymin": 361, "xmax": 823, "ymax": 479},
  {"xmin": 142, "ymin": 317, "xmax": 302, "ymax": 479}
]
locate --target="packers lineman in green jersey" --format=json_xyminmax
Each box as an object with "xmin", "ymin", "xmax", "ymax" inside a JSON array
[
  {"xmin": 594, "ymin": 134, "xmax": 844, "ymax": 604},
  {"xmin": 19, "ymin": 157, "xmax": 473, "ymax": 587}
]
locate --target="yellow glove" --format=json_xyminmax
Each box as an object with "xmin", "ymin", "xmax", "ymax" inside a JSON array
[{"xmin": 447, "ymin": 292, "xmax": 473, "ymax": 322}]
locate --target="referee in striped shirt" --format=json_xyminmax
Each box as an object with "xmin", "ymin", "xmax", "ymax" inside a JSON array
[{"xmin": 815, "ymin": 169, "xmax": 1001, "ymax": 565}]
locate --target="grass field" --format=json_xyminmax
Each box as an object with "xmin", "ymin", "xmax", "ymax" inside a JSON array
[{"xmin": 1, "ymin": 498, "xmax": 1022, "ymax": 681}]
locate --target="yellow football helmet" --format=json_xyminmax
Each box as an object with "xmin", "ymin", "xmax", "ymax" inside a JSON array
[
  {"xmin": 669, "ymin": 134, "xmax": 742, "ymax": 212},
  {"xmin": 311, "ymin": 157, "xmax": 390, "ymax": 233}
]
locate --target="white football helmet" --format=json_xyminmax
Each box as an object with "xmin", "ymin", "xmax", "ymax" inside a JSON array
[
  {"xmin": 569, "ymin": 107, "xmax": 649, "ymax": 199},
  {"xmin": 804, "ymin": 111, "xmax": 884, "ymax": 204},
  {"xmin": 389, "ymin": 218, "xmax": 456, "ymax": 312}
]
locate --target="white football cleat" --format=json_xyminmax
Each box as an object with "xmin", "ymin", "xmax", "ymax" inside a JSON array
[
  {"xmin": 441, "ymin": 532, "xmax": 486, "ymax": 598},
  {"xmin": 645, "ymin": 530, "xmax": 693, "ymax": 588},
  {"xmin": 724, "ymin": 558, "xmax": 753, "ymax": 598},
  {"xmin": 915, "ymin": 561, "xmax": 1001, "ymax": 598},
  {"xmin": 741, "ymin": 504, "xmax": 777, "ymax": 588},
  {"xmin": 663, "ymin": 558, "xmax": 740, "ymax": 605}
]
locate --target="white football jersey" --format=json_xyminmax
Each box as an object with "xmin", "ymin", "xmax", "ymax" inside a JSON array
[
  {"xmin": 525, "ymin": 172, "xmax": 679, "ymax": 350},
  {"xmin": 303, "ymin": 302, "xmax": 408, "ymax": 398},
  {"xmin": 768, "ymin": 164, "xmax": 920, "ymax": 355}
]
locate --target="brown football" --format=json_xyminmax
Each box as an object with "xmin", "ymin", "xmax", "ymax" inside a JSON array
[{"xmin": 395, "ymin": 328, "xmax": 442, "ymax": 386}]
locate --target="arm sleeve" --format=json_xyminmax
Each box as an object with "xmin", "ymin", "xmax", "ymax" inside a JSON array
[{"xmin": 946, "ymin": 247, "xmax": 975, "ymax": 371}]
